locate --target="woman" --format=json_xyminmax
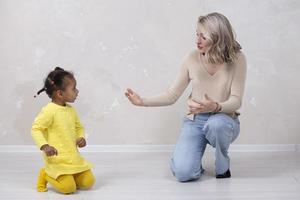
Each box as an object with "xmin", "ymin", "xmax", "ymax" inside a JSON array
[{"xmin": 125, "ymin": 12, "xmax": 247, "ymax": 182}]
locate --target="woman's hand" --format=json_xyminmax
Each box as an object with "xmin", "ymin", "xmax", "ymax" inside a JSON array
[
  {"xmin": 125, "ymin": 88, "xmax": 144, "ymax": 106},
  {"xmin": 76, "ymin": 137, "xmax": 86, "ymax": 148},
  {"xmin": 188, "ymin": 94, "xmax": 218, "ymax": 114},
  {"xmin": 40, "ymin": 144, "xmax": 58, "ymax": 157}
]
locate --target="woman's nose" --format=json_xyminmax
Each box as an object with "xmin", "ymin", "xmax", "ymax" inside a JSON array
[{"xmin": 197, "ymin": 37, "xmax": 202, "ymax": 43}]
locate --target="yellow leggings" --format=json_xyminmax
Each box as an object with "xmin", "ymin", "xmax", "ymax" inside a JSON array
[{"xmin": 37, "ymin": 169, "xmax": 95, "ymax": 194}]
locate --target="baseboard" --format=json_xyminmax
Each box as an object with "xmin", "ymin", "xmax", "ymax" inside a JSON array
[{"xmin": 0, "ymin": 144, "xmax": 299, "ymax": 153}]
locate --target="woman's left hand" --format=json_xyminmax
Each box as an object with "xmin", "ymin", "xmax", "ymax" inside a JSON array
[
  {"xmin": 76, "ymin": 137, "xmax": 86, "ymax": 148},
  {"xmin": 188, "ymin": 94, "xmax": 218, "ymax": 114}
]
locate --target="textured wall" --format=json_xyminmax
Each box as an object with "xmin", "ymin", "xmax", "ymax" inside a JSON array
[{"xmin": 0, "ymin": 0, "xmax": 299, "ymax": 145}]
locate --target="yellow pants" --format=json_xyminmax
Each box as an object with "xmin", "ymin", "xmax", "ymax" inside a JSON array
[{"xmin": 37, "ymin": 168, "xmax": 95, "ymax": 194}]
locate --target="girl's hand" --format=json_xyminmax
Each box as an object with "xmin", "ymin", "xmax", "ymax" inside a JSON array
[
  {"xmin": 76, "ymin": 137, "xmax": 86, "ymax": 148},
  {"xmin": 188, "ymin": 94, "xmax": 218, "ymax": 114},
  {"xmin": 125, "ymin": 88, "xmax": 144, "ymax": 106},
  {"xmin": 41, "ymin": 144, "xmax": 58, "ymax": 157}
]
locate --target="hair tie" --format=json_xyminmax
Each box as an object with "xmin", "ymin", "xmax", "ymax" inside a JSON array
[{"xmin": 47, "ymin": 78, "xmax": 54, "ymax": 85}]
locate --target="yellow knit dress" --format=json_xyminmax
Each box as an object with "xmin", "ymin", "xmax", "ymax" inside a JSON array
[{"xmin": 31, "ymin": 102, "xmax": 93, "ymax": 179}]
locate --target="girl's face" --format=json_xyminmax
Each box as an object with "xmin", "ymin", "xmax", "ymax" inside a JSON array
[
  {"xmin": 60, "ymin": 78, "xmax": 79, "ymax": 103},
  {"xmin": 196, "ymin": 24, "xmax": 212, "ymax": 54}
]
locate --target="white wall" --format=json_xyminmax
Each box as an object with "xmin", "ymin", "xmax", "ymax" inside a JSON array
[{"xmin": 0, "ymin": 0, "xmax": 299, "ymax": 145}]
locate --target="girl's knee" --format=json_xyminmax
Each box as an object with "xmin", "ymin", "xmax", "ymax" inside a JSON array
[
  {"xmin": 80, "ymin": 175, "xmax": 95, "ymax": 189},
  {"xmin": 55, "ymin": 175, "xmax": 77, "ymax": 194},
  {"xmin": 76, "ymin": 171, "xmax": 96, "ymax": 189},
  {"xmin": 58, "ymin": 183, "xmax": 77, "ymax": 194}
]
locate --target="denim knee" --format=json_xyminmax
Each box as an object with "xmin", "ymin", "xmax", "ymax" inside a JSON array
[
  {"xmin": 204, "ymin": 116, "xmax": 234, "ymax": 145},
  {"xmin": 173, "ymin": 165, "xmax": 201, "ymax": 182}
]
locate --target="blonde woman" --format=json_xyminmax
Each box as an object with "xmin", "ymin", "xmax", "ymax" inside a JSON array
[{"xmin": 125, "ymin": 12, "xmax": 247, "ymax": 181}]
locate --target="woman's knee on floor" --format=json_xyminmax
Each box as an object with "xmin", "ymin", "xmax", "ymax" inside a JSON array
[{"xmin": 172, "ymin": 162, "xmax": 202, "ymax": 182}]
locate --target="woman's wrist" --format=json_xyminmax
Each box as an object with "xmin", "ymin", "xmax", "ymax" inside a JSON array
[
  {"xmin": 213, "ymin": 102, "xmax": 221, "ymax": 112},
  {"xmin": 140, "ymin": 98, "xmax": 146, "ymax": 107}
]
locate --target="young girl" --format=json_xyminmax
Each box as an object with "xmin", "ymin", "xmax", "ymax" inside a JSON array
[{"xmin": 31, "ymin": 67, "xmax": 95, "ymax": 194}]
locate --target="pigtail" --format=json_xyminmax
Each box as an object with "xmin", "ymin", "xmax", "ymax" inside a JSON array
[{"xmin": 34, "ymin": 87, "xmax": 46, "ymax": 98}]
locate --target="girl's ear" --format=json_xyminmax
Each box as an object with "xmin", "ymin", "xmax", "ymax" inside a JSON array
[
  {"xmin": 58, "ymin": 90, "xmax": 63, "ymax": 97},
  {"xmin": 54, "ymin": 90, "xmax": 63, "ymax": 98}
]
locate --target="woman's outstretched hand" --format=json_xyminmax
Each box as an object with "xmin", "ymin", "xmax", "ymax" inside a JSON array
[{"xmin": 125, "ymin": 88, "xmax": 144, "ymax": 106}]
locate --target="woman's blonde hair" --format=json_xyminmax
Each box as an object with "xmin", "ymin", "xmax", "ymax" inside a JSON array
[{"xmin": 198, "ymin": 12, "xmax": 241, "ymax": 64}]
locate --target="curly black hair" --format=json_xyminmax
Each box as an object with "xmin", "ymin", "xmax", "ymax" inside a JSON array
[{"xmin": 34, "ymin": 67, "xmax": 74, "ymax": 98}]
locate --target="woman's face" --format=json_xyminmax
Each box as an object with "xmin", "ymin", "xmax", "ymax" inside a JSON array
[{"xmin": 196, "ymin": 24, "xmax": 212, "ymax": 54}]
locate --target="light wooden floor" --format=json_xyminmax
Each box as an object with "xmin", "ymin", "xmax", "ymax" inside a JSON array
[{"xmin": 0, "ymin": 151, "xmax": 300, "ymax": 200}]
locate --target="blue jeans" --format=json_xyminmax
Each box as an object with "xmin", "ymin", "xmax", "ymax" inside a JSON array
[{"xmin": 170, "ymin": 113, "xmax": 240, "ymax": 182}]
